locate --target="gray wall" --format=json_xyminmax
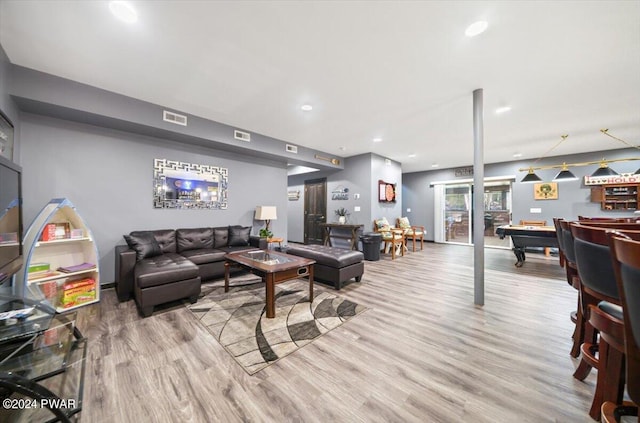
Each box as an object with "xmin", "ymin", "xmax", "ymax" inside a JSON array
[
  {"xmin": 403, "ymin": 148, "xmax": 639, "ymax": 241},
  {"xmin": 287, "ymin": 153, "xmax": 403, "ymax": 244},
  {"xmin": 19, "ymin": 113, "xmax": 288, "ymax": 284}
]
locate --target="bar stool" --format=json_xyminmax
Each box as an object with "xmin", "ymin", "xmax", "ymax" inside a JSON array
[
  {"xmin": 571, "ymin": 222, "xmax": 626, "ymax": 420},
  {"xmin": 602, "ymin": 233, "xmax": 640, "ymax": 423},
  {"xmin": 560, "ymin": 219, "xmax": 587, "ymax": 358}
]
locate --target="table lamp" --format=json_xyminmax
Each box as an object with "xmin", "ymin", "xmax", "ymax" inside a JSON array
[{"xmin": 255, "ymin": 206, "xmax": 277, "ymax": 237}]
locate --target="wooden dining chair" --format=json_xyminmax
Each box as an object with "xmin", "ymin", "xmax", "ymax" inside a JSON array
[
  {"xmin": 602, "ymin": 233, "xmax": 640, "ymax": 423},
  {"xmin": 373, "ymin": 218, "xmax": 404, "ymax": 260},
  {"xmin": 396, "ymin": 217, "xmax": 425, "ymax": 252}
]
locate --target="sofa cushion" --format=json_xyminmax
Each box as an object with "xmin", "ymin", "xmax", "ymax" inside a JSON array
[
  {"xmin": 286, "ymin": 245, "xmax": 364, "ymax": 268},
  {"xmin": 124, "ymin": 231, "xmax": 162, "ymax": 261},
  {"xmin": 179, "ymin": 248, "xmax": 226, "ymax": 265},
  {"xmin": 135, "ymin": 253, "xmax": 199, "ymax": 289},
  {"xmin": 213, "ymin": 227, "xmax": 229, "ymax": 248},
  {"xmin": 228, "ymin": 226, "xmax": 251, "ymax": 246},
  {"xmin": 176, "ymin": 227, "xmax": 214, "ymax": 252},
  {"xmin": 153, "ymin": 229, "xmax": 177, "ymax": 253}
]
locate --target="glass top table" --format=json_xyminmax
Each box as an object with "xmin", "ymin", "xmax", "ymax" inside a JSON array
[
  {"xmin": 237, "ymin": 250, "xmax": 297, "ymax": 266},
  {"xmin": 224, "ymin": 249, "xmax": 316, "ymax": 318},
  {"xmin": 0, "ymin": 283, "xmax": 86, "ymax": 422}
]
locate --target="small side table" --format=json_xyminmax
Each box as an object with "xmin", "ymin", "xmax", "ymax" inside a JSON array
[{"xmin": 266, "ymin": 237, "xmax": 284, "ymax": 249}]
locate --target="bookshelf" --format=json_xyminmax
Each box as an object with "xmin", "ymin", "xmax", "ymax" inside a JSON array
[
  {"xmin": 591, "ymin": 183, "xmax": 640, "ymax": 211},
  {"xmin": 16, "ymin": 198, "xmax": 100, "ymax": 313}
]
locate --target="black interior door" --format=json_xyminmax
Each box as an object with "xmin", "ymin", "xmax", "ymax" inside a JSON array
[{"xmin": 304, "ymin": 178, "xmax": 326, "ymax": 244}]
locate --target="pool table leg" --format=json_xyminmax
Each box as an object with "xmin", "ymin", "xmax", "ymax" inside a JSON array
[{"xmin": 513, "ymin": 247, "xmax": 526, "ymax": 267}]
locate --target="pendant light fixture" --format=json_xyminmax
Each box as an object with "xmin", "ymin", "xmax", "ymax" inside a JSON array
[
  {"xmin": 519, "ymin": 130, "xmax": 640, "ymax": 183},
  {"xmin": 553, "ymin": 163, "xmax": 578, "ymax": 181}
]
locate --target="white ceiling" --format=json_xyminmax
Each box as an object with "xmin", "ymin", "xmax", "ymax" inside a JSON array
[{"xmin": 1, "ymin": 1, "xmax": 639, "ymax": 173}]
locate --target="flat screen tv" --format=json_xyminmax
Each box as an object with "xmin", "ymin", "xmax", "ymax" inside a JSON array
[{"xmin": 0, "ymin": 154, "xmax": 22, "ymax": 284}]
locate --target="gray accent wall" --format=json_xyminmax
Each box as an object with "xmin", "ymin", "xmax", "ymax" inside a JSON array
[
  {"xmin": 19, "ymin": 113, "xmax": 288, "ymax": 284},
  {"xmin": 403, "ymin": 148, "xmax": 639, "ymax": 241}
]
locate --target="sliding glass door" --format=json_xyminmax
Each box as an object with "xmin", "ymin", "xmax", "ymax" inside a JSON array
[{"xmin": 442, "ymin": 180, "xmax": 512, "ymax": 247}]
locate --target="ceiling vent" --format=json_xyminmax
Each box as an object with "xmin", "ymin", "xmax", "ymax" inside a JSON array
[
  {"xmin": 286, "ymin": 144, "xmax": 298, "ymax": 154},
  {"xmin": 163, "ymin": 110, "xmax": 187, "ymax": 126},
  {"xmin": 234, "ymin": 130, "xmax": 251, "ymax": 142}
]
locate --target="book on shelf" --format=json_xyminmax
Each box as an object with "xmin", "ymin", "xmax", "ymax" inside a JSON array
[
  {"xmin": 28, "ymin": 270, "xmax": 59, "ymax": 281},
  {"xmin": 57, "ymin": 262, "xmax": 96, "ymax": 273},
  {"xmin": 40, "ymin": 222, "xmax": 71, "ymax": 241},
  {"xmin": 28, "ymin": 262, "xmax": 50, "ymax": 273},
  {"xmin": 61, "ymin": 277, "xmax": 96, "ymax": 309}
]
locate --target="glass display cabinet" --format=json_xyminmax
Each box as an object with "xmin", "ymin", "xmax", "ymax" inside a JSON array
[{"xmin": 0, "ymin": 282, "xmax": 86, "ymax": 422}]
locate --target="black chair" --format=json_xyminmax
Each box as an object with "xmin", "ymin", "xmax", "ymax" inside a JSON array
[{"xmin": 602, "ymin": 233, "xmax": 640, "ymax": 423}]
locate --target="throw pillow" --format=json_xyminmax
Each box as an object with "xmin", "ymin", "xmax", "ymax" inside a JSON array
[
  {"xmin": 124, "ymin": 231, "xmax": 162, "ymax": 261},
  {"xmin": 398, "ymin": 217, "xmax": 410, "ymax": 229},
  {"xmin": 228, "ymin": 226, "xmax": 251, "ymax": 246}
]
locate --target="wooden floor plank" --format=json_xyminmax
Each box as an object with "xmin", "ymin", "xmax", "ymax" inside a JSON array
[{"xmin": 78, "ymin": 243, "xmax": 596, "ymax": 422}]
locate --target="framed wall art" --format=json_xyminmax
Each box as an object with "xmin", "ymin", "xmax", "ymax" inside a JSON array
[
  {"xmin": 153, "ymin": 159, "xmax": 228, "ymax": 209},
  {"xmin": 378, "ymin": 180, "xmax": 396, "ymax": 203},
  {"xmin": 0, "ymin": 109, "xmax": 14, "ymax": 161},
  {"xmin": 534, "ymin": 182, "xmax": 558, "ymax": 200}
]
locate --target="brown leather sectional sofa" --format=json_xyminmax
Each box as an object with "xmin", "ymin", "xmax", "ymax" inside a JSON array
[{"xmin": 115, "ymin": 226, "xmax": 266, "ymax": 317}]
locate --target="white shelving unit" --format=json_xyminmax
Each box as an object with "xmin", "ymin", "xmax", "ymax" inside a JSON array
[{"xmin": 16, "ymin": 198, "xmax": 100, "ymax": 313}]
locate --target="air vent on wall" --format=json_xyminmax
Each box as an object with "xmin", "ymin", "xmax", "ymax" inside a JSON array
[
  {"xmin": 234, "ymin": 130, "xmax": 251, "ymax": 142},
  {"xmin": 286, "ymin": 144, "xmax": 298, "ymax": 154},
  {"xmin": 163, "ymin": 110, "xmax": 187, "ymax": 126}
]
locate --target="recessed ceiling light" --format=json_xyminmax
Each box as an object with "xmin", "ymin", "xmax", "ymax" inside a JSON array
[
  {"xmin": 465, "ymin": 21, "xmax": 488, "ymax": 37},
  {"xmin": 109, "ymin": 1, "xmax": 138, "ymax": 24},
  {"xmin": 496, "ymin": 106, "xmax": 512, "ymax": 114},
  {"xmin": 373, "ymin": 137, "xmax": 383, "ymax": 143},
  {"xmin": 301, "ymin": 104, "xmax": 313, "ymax": 111},
  {"xmin": 408, "ymin": 154, "xmax": 417, "ymax": 158},
  {"xmin": 431, "ymin": 163, "xmax": 439, "ymax": 168},
  {"xmin": 339, "ymin": 146, "xmax": 347, "ymax": 151},
  {"xmin": 513, "ymin": 153, "xmax": 523, "ymax": 158}
]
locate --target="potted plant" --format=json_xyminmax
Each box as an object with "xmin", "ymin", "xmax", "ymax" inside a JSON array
[
  {"xmin": 335, "ymin": 207, "xmax": 350, "ymax": 224},
  {"xmin": 259, "ymin": 228, "xmax": 273, "ymax": 238}
]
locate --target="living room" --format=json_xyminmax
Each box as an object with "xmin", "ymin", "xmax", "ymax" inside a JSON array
[{"xmin": 1, "ymin": 1, "xmax": 639, "ymax": 421}]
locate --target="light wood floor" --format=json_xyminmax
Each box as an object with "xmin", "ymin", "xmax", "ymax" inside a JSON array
[{"xmin": 78, "ymin": 244, "xmax": 597, "ymax": 422}]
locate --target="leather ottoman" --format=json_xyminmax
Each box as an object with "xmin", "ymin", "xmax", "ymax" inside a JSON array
[{"xmin": 285, "ymin": 244, "xmax": 364, "ymax": 290}]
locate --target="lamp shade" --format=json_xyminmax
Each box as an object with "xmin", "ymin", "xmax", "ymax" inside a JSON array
[
  {"xmin": 521, "ymin": 168, "xmax": 542, "ymax": 183},
  {"xmin": 553, "ymin": 164, "xmax": 578, "ymax": 182},
  {"xmin": 255, "ymin": 206, "xmax": 277, "ymax": 221},
  {"xmin": 590, "ymin": 165, "xmax": 618, "ymax": 177}
]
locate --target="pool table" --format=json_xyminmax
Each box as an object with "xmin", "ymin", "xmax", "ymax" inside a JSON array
[{"xmin": 495, "ymin": 224, "xmax": 559, "ymax": 267}]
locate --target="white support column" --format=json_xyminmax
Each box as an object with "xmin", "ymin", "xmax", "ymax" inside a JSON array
[{"xmin": 473, "ymin": 88, "xmax": 485, "ymax": 306}]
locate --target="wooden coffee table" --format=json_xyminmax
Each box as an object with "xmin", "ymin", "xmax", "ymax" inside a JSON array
[{"xmin": 224, "ymin": 250, "xmax": 315, "ymax": 318}]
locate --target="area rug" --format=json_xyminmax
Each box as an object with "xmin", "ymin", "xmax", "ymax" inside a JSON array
[{"xmin": 187, "ymin": 274, "xmax": 367, "ymax": 374}]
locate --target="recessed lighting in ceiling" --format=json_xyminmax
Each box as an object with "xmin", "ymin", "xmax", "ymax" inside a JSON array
[
  {"xmin": 496, "ymin": 106, "xmax": 512, "ymax": 114},
  {"xmin": 408, "ymin": 154, "xmax": 417, "ymax": 158},
  {"xmin": 373, "ymin": 137, "xmax": 383, "ymax": 143},
  {"xmin": 301, "ymin": 104, "xmax": 313, "ymax": 111},
  {"xmin": 109, "ymin": 1, "xmax": 138, "ymax": 24},
  {"xmin": 431, "ymin": 163, "xmax": 439, "ymax": 168},
  {"xmin": 465, "ymin": 21, "xmax": 488, "ymax": 37},
  {"xmin": 513, "ymin": 153, "xmax": 523, "ymax": 158},
  {"xmin": 339, "ymin": 146, "xmax": 347, "ymax": 151}
]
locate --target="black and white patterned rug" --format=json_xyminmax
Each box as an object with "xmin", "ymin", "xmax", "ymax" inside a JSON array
[{"xmin": 186, "ymin": 274, "xmax": 367, "ymax": 374}]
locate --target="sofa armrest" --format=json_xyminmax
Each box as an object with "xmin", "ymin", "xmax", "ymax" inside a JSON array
[
  {"xmin": 115, "ymin": 245, "xmax": 137, "ymax": 302},
  {"xmin": 250, "ymin": 236, "xmax": 267, "ymax": 250}
]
